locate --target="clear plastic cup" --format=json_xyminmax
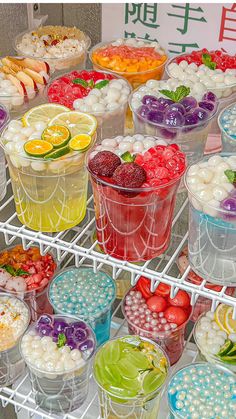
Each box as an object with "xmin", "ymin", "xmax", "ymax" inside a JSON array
[
  {"xmin": 167, "ymin": 362, "xmax": 236, "ymax": 418},
  {"xmin": 93, "ymin": 335, "xmax": 170, "ymax": 419},
  {"xmin": 14, "ymin": 28, "xmax": 91, "ymax": 75},
  {"xmin": 0, "ymin": 124, "xmax": 95, "ymax": 232},
  {"xmin": 20, "ymin": 314, "xmax": 96, "ymax": 414},
  {"xmin": 48, "ymin": 266, "xmax": 116, "ymax": 346},
  {"xmin": 185, "ymin": 154, "xmax": 236, "ymax": 286},
  {"xmin": 88, "ymin": 148, "xmax": 185, "ymax": 261},
  {"xmin": 122, "ymin": 290, "xmax": 191, "ymax": 365},
  {"xmin": 218, "ymin": 103, "xmax": 236, "ymax": 152},
  {"xmin": 194, "ymin": 312, "xmax": 236, "ymax": 374},
  {"xmin": 0, "ymin": 292, "xmax": 30, "ymax": 386},
  {"xmin": 0, "ymin": 104, "xmax": 9, "ymax": 201},
  {"xmin": 90, "ymin": 39, "xmax": 168, "ymax": 89},
  {"xmin": 130, "ymin": 92, "xmax": 218, "ymax": 167}
]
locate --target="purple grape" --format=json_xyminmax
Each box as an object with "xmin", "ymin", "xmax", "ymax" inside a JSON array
[
  {"xmin": 38, "ymin": 315, "xmax": 53, "ymax": 325},
  {"xmin": 155, "ymin": 97, "xmax": 174, "ymax": 112},
  {"xmin": 147, "ymin": 110, "xmax": 164, "ymax": 124},
  {"xmin": 164, "ymin": 110, "xmax": 185, "ymax": 127},
  {"xmin": 199, "ymin": 101, "xmax": 215, "ymax": 112},
  {"xmin": 66, "ymin": 339, "xmax": 77, "ymax": 350},
  {"xmin": 159, "ymin": 127, "xmax": 177, "ymax": 140},
  {"xmin": 202, "ymin": 91, "xmax": 217, "ymax": 102},
  {"xmin": 72, "ymin": 321, "xmax": 87, "ymax": 330},
  {"xmin": 0, "ymin": 109, "xmax": 7, "ymax": 120},
  {"xmin": 185, "ymin": 112, "xmax": 199, "ymax": 126},
  {"xmin": 74, "ymin": 328, "xmax": 87, "ymax": 342},
  {"xmin": 138, "ymin": 105, "xmax": 150, "ymax": 118},
  {"xmin": 191, "ymin": 107, "xmax": 209, "ymax": 121},
  {"xmin": 180, "ymin": 96, "xmax": 198, "ymax": 112},
  {"xmin": 168, "ymin": 103, "xmax": 186, "ymax": 115},
  {"xmin": 53, "ymin": 319, "xmax": 68, "ymax": 333},
  {"xmin": 78, "ymin": 339, "xmax": 94, "ymax": 352},
  {"xmin": 37, "ymin": 324, "xmax": 53, "ymax": 337},
  {"xmin": 220, "ymin": 197, "xmax": 236, "ymax": 212},
  {"xmin": 141, "ymin": 95, "xmax": 158, "ymax": 105},
  {"xmin": 64, "ymin": 326, "xmax": 75, "ymax": 339}
]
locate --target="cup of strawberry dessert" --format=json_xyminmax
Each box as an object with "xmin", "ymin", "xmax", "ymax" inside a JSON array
[
  {"xmin": 90, "ymin": 38, "xmax": 168, "ymax": 89},
  {"xmin": 122, "ymin": 277, "xmax": 192, "ymax": 365},
  {"xmin": 0, "ymin": 292, "xmax": 30, "ymax": 386},
  {"xmin": 20, "ymin": 314, "xmax": 96, "ymax": 414},
  {"xmin": 218, "ymin": 103, "xmax": 236, "ymax": 152},
  {"xmin": 47, "ymin": 69, "xmax": 131, "ymax": 141},
  {"xmin": 167, "ymin": 49, "xmax": 236, "ymax": 135},
  {"xmin": 87, "ymin": 135, "xmax": 186, "ymax": 262},
  {"xmin": 194, "ymin": 304, "xmax": 236, "ymax": 374},
  {"xmin": 178, "ymin": 246, "xmax": 235, "ymax": 322},
  {"xmin": 186, "ymin": 153, "xmax": 236, "ymax": 286},
  {"xmin": 0, "ymin": 245, "xmax": 57, "ymax": 321},
  {"xmin": 130, "ymin": 79, "xmax": 218, "ymax": 167}
]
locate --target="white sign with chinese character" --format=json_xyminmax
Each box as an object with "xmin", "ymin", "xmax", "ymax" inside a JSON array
[{"xmin": 102, "ymin": 3, "xmax": 236, "ymax": 55}]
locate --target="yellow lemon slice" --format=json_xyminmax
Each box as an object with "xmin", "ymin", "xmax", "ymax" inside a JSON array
[
  {"xmin": 225, "ymin": 307, "xmax": 236, "ymax": 334},
  {"xmin": 215, "ymin": 304, "xmax": 229, "ymax": 333},
  {"xmin": 22, "ymin": 104, "xmax": 70, "ymax": 127},
  {"xmin": 69, "ymin": 134, "xmax": 92, "ymax": 152},
  {"xmin": 48, "ymin": 111, "xmax": 97, "ymax": 137}
]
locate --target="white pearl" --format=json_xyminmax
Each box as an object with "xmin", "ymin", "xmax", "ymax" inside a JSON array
[
  {"xmin": 216, "ymin": 161, "xmax": 230, "ymax": 173},
  {"xmin": 85, "ymin": 95, "xmax": 98, "ymax": 106},
  {"xmin": 118, "ymin": 142, "xmax": 132, "ymax": 152},
  {"xmin": 201, "ymin": 322, "xmax": 211, "ymax": 331},
  {"xmin": 31, "ymin": 161, "xmax": 46, "ymax": 172},
  {"xmin": 107, "ymin": 88, "xmax": 121, "ymax": 101},
  {"xmin": 102, "ymin": 138, "xmax": 118, "ymax": 148},
  {"xmin": 11, "ymin": 133, "xmax": 26, "ymax": 142},
  {"xmin": 208, "ymin": 155, "xmax": 224, "ymax": 167},
  {"xmin": 198, "ymin": 168, "xmax": 213, "ymax": 183},
  {"xmin": 92, "ymin": 103, "xmax": 105, "ymax": 112},
  {"xmin": 188, "ymin": 164, "xmax": 200, "ymax": 176},
  {"xmin": 212, "ymin": 186, "xmax": 228, "ymax": 201},
  {"xmin": 196, "ymin": 187, "xmax": 214, "ymax": 202},
  {"xmin": 143, "ymin": 139, "xmax": 155, "ymax": 149},
  {"xmin": 211, "ymin": 321, "xmax": 220, "ymax": 330},
  {"xmin": 133, "ymin": 141, "xmax": 144, "ymax": 152},
  {"xmin": 5, "ymin": 141, "xmax": 15, "ymax": 153},
  {"xmin": 34, "ymin": 121, "xmax": 47, "ymax": 131},
  {"xmin": 106, "ymin": 103, "xmax": 119, "ymax": 111},
  {"xmin": 206, "ymin": 311, "xmax": 214, "ymax": 320},
  {"xmin": 70, "ymin": 349, "xmax": 81, "ymax": 361}
]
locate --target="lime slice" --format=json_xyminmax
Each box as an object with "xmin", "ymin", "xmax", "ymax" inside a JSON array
[
  {"xmin": 117, "ymin": 357, "xmax": 139, "ymax": 379},
  {"xmin": 48, "ymin": 111, "xmax": 97, "ymax": 137},
  {"xmin": 69, "ymin": 134, "xmax": 92, "ymax": 152},
  {"xmin": 215, "ymin": 304, "xmax": 229, "ymax": 333},
  {"xmin": 44, "ymin": 145, "xmax": 70, "ymax": 160},
  {"xmin": 24, "ymin": 139, "xmax": 53, "ymax": 157},
  {"xmin": 219, "ymin": 355, "xmax": 236, "ymax": 365},
  {"xmin": 42, "ymin": 125, "xmax": 71, "ymax": 148},
  {"xmin": 142, "ymin": 369, "xmax": 165, "ymax": 395},
  {"xmin": 22, "ymin": 104, "xmax": 70, "ymax": 127},
  {"xmin": 102, "ymin": 340, "xmax": 121, "ymax": 365},
  {"xmin": 227, "ymin": 343, "xmax": 236, "ymax": 357},
  {"xmin": 225, "ymin": 307, "xmax": 236, "ymax": 334},
  {"xmin": 218, "ymin": 340, "xmax": 233, "ymax": 357}
]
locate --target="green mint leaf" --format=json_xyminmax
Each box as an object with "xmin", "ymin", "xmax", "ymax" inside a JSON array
[
  {"xmin": 72, "ymin": 78, "xmax": 88, "ymax": 88},
  {"xmin": 159, "ymin": 85, "xmax": 190, "ymax": 102},
  {"xmin": 208, "ymin": 62, "xmax": 217, "ymax": 70},
  {"xmin": 121, "ymin": 151, "xmax": 136, "ymax": 162},
  {"xmin": 3, "ymin": 265, "xmax": 16, "ymax": 276},
  {"xmin": 57, "ymin": 333, "xmax": 67, "ymax": 348},
  {"xmin": 158, "ymin": 89, "xmax": 175, "ymax": 101},
  {"xmin": 95, "ymin": 80, "xmax": 109, "ymax": 89},
  {"xmin": 88, "ymin": 79, "xmax": 95, "ymax": 88},
  {"xmin": 16, "ymin": 269, "xmax": 30, "ymax": 276},
  {"xmin": 225, "ymin": 169, "xmax": 236, "ymax": 184},
  {"xmin": 202, "ymin": 53, "xmax": 217, "ymax": 70}
]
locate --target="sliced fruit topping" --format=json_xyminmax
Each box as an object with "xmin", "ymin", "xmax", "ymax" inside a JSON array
[
  {"xmin": 6, "ymin": 74, "xmax": 27, "ymax": 96},
  {"xmin": 113, "ymin": 162, "xmax": 146, "ymax": 188},
  {"xmin": 225, "ymin": 307, "xmax": 236, "ymax": 334},
  {"xmin": 24, "ymin": 140, "xmax": 53, "ymax": 157},
  {"xmin": 44, "ymin": 145, "xmax": 70, "ymax": 160},
  {"xmin": 217, "ymin": 339, "xmax": 233, "ymax": 357},
  {"xmin": 89, "ymin": 151, "xmax": 121, "ymax": 177},
  {"xmin": 42, "ymin": 125, "xmax": 71, "ymax": 148},
  {"xmin": 48, "ymin": 111, "xmax": 97, "ymax": 136},
  {"xmin": 69, "ymin": 134, "xmax": 92, "ymax": 152},
  {"xmin": 226, "ymin": 342, "xmax": 236, "ymax": 357},
  {"xmin": 215, "ymin": 304, "xmax": 230, "ymax": 334},
  {"xmin": 219, "ymin": 355, "xmax": 236, "ymax": 364},
  {"xmin": 22, "ymin": 104, "xmax": 70, "ymax": 127}
]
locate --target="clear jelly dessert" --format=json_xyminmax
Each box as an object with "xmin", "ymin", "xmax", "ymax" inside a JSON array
[
  {"xmin": 90, "ymin": 37, "xmax": 167, "ymax": 88},
  {"xmin": 167, "ymin": 49, "xmax": 236, "ymax": 134},
  {"xmin": 88, "ymin": 136, "xmax": 186, "ymax": 261},
  {"xmin": 93, "ymin": 335, "xmax": 169, "ymax": 419},
  {"xmin": 0, "ymin": 245, "xmax": 57, "ymax": 320},
  {"xmin": 186, "ymin": 153, "xmax": 236, "ymax": 285},
  {"xmin": 194, "ymin": 305, "xmax": 236, "ymax": 373},
  {"xmin": 178, "ymin": 246, "xmax": 235, "ymax": 322},
  {"xmin": 168, "ymin": 362, "xmax": 236, "ymax": 419},
  {"xmin": 123, "ymin": 277, "xmax": 191, "ymax": 365},
  {"xmin": 14, "ymin": 26, "xmax": 91, "ymax": 73},
  {"xmin": 0, "ymin": 56, "xmax": 50, "ymax": 113},
  {"xmin": 219, "ymin": 103, "xmax": 236, "ymax": 152},
  {"xmin": 130, "ymin": 82, "xmax": 217, "ymax": 166},
  {"xmin": 1, "ymin": 104, "xmax": 97, "ymax": 232},
  {"xmin": 49, "ymin": 266, "xmax": 116, "ymax": 346},
  {"xmin": 48, "ymin": 70, "xmax": 131, "ymax": 140},
  {"xmin": 21, "ymin": 314, "xmax": 96, "ymax": 414},
  {"xmin": 0, "ymin": 293, "xmax": 30, "ymax": 386}
]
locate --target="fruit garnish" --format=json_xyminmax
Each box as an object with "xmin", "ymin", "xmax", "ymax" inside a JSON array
[
  {"xmin": 48, "ymin": 111, "xmax": 97, "ymax": 136},
  {"xmin": 113, "ymin": 162, "xmax": 146, "ymax": 188},
  {"xmin": 217, "ymin": 339, "xmax": 233, "ymax": 357},
  {"xmin": 215, "ymin": 304, "xmax": 229, "ymax": 333},
  {"xmin": 89, "ymin": 151, "xmax": 121, "ymax": 177},
  {"xmin": 72, "ymin": 78, "xmax": 88, "ymax": 88},
  {"xmin": 69, "ymin": 134, "xmax": 92, "ymax": 152},
  {"xmin": 24, "ymin": 139, "xmax": 53, "ymax": 157},
  {"xmin": 218, "ymin": 355, "xmax": 236, "ymax": 365},
  {"xmin": 224, "ymin": 169, "xmax": 236, "ymax": 184},
  {"xmin": 0, "ymin": 264, "xmax": 29, "ymax": 277},
  {"xmin": 226, "ymin": 342, "xmax": 236, "ymax": 357},
  {"xmin": 44, "ymin": 145, "xmax": 70, "ymax": 160},
  {"xmin": 57, "ymin": 332, "xmax": 67, "ymax": 348},
  {"xmin": 95, "ymin": 80, "xmax": 109, "ymax": 89},
  {"xmin": 42, "ymin": 125, "xmax": 71, "ymax": 148},
  {"xmin": 225, "ymin": 307, "xmax": 236, "ymax": 334},
  {"xmin": 159, "ymin": 85, "xmax": 190, "ymax": 103},
  {"xmin": 22, "ymin": 104, "xmax": 70, "ymax": 127},
  {"xmin": 121, "ymin": 151, "xmax": 136, "ymax": 163},
  {"xmin": 202, "ymin": 53, "xmax": 217, "ymax": 70}
]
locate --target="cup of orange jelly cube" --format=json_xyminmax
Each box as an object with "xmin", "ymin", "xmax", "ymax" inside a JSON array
[{"xmin": 90, "ymin": 37, "xmax": 168, "ymax": 89}]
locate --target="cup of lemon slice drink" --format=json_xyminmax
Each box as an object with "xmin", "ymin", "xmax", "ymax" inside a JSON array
[
  {"xmin": 0, "ymin": 104, "xmax": 97, "ymax": 232},
  {"xmin": 93, "ymin": 335, "xmax": 169, "ymax": 419}
]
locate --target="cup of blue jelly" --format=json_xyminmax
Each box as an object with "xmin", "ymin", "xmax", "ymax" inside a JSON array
[{"xmin": 48, "ymin": 266, "xmax": 116, "ymax": 347}]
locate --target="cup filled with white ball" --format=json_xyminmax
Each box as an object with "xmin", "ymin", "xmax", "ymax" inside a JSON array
[
  {"xmin": 185, "ymin": 153, "xmax": 236, "ymax": 286},
  {"xmin": 130, "ymin": 79, "xmax": 218, "ymax": 167},
  {"xmin": 20, "ymin": 314, "xmax": 96, "ymax": 414},
  {"xmin": 218, "ymin": 103, "xmax": 236, "ymax": 152}
]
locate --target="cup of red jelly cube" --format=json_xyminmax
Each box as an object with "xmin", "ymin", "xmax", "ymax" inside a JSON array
[
  {"xmin": 47, "ymin": 69, "xmax": 131, "ymax": 141},
  {"xmin": 87, "ymin": 138, "xmax": 186, "ymax": 262},
  {"xmin": 0, "ymin": 245, "xmax": 57, "ymax": 321},
  {"xmin": 122, "ymin": 278, "xmax": 192, "ymax": 365},
  {"xmin": 177, "ymin": 247, "xmax": 235, "ymax": 322}
]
